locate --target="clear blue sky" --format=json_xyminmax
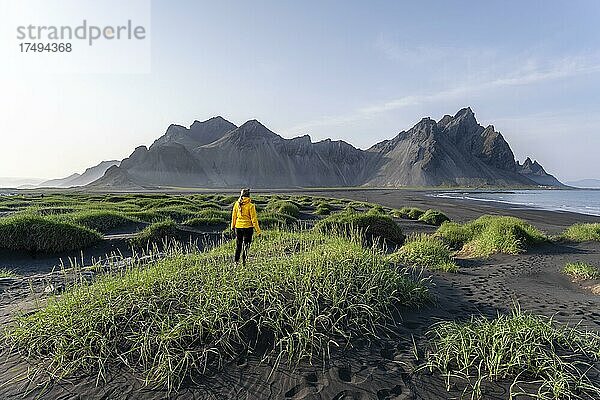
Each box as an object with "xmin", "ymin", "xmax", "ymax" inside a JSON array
[{"xmin": 1, "ymin": 0, "xmax": 599, "ymax": 181}]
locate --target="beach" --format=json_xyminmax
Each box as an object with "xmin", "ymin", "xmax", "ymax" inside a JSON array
[{"xmin": 0, "ymin": 189, "xmax": 598, "ymax": 400}]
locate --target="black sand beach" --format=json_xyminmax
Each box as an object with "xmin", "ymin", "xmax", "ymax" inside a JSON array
[{"xmin": 1, "ymin": 189, "xmax": 599, "ymax": 399}]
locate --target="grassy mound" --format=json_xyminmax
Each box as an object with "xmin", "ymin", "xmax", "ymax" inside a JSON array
[
  {"xmin": 426, "ymin": 308, "xmax": 600, "ymax": 399},
  {"xmin": 58, "ymin": 210, "xmax": 137, "ymax": 233},
  {"xmin": 561, "ymin": 223, "xmax": 600, "ymax": 242},
  {"xmin": 130, "ymin": 220, "xmax": 179, "ymax": 248},
  {"xmin": 0, "ymin": 214, "xmax": 102, "ymax": 253},
  {"xmin": 395, "ymin": 207, "xmax": 425, "ymax": 220},
  {"xmin": 563, "ymin": 262, "xmax": 599, "ymax": 280},
  {"xmin": 418, "ymin": 209, "xmax": 450, "ymax": 226},
  {"xmin": 6, "ymin": 230, "xmax": 428, "ymax": 391},
  {"xmin": 435, "ymin": 222, "xmax": 471, "ymax": 249},
  {"xmin": 182, "ymin": 209, "xmax": 229, "ymax": 228},
  {"xmin": 314, "ymin": 202, "xmax": 333, "ymax": 215},
  {"xmin": 197, "ymin": 201, "xmax": 222, "ymax": 210},
  {"xmin": 315, "ymin": 211, "xmax": 405, "ymax": 246},
  {"xmin": 436, "ymin": 215, "xmax": 546, "ymax": 258},
  {"xmin": 216, "ymin": 195, "xmax": 239, "ymax": 206},
  {"xmin": 391, "ymin": 234, "xmax": 458, "ymax": 272},
  {"xmin": 153, "ymin": 207, "xmax": 198, "ymax": 222},
  {"xmin": 125, "ymin": 210, "xmax": 164, "ymax": 223},
  {"xmin": 267, "ymin": 200, "xmax": 300, "ymax": 218},
  {"xmin": 257, "ymin": 212, "xmax": 289, "ymax": 228}
]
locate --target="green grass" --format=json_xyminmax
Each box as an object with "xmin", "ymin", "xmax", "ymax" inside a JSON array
[
  {"xmin": 315, "ymin": 211, "xmax": 405, "ymax": 246},
  {"xmin": 0, "ymin": 214, "xmax": 102, "ymax": 253},
  {"xmin": 5, "ymin": 229, "xmax": 428, "ymax": 391},
  {"xmin": 182, "ymin": 217, "xmax": 226, "ymax": 228},
  {"xmin": 417, "ymin": 209, "xmax": 450, "ymax": 226},
  {"xmin": 563, "ymin": 262, "xmax": 600, "ymax": 280},
  {"xmin": 197, "ymin": 201, "xmax": 222, "ymax": 210},
  {"xmin": 56, "ymin": 210, "xmax": 138, "ymax": 234},
  {"xmin": 195, "ymin": 209, "xmax": 230, "ymax": 219},
  {"xmin": 125, "ymin": 210, "xmax": 165, "ymax": 223},
  {"xmin": 436, "ymin": 215, "xmax": 546, "ymax": 258},
  {"xmin": 130, "ymin": 220, "xmax": 179, "ymax": 248},
  {"xmin": 561, "ymin": 223, "xmax": 600, "ymax": 242},
  {"xmin": 258, "ymin": 212, "xmax": 288, "ymax": 228},
  {"xmin": 435, "ymin": 222, "xmax": 472, "ymax": 249},
  {"xmin": 395, "ymin": 207, "xmax": 426, "ymax": 220},
  {"xmin": 152, "ymin": 206, "xmax": 198, "ymax": 223},
  {"xmin": 267, "ymin": 200, "xmax": 300, "ymax": 218},
  {"xmin": 216, "ymin": 195, "xmax": 239, "ymax": 206},
  {"xmin": 182, "ymin": 209, "xmax": 229, "ymax": 228},
  {"xmin": 0, "ymin": 268, "xmax": 18, "ymax": 278},
  {"xmin": 425, "ymin": 307, "xmax": 600, "ymax": 399},
  {"xmin": 391, "ymin": 234, "xmax": 458, "ymax": 272},
  {"xmin": 314, "ymin": 202, "xmax": 333, "ymax": 215}
]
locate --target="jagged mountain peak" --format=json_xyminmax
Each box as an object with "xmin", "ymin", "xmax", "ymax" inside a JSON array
[
  {"xmin": 153, "ymin": 116, "xmax": 237, "ymax": 149},
  {"xmin": 190, "ymin": 116, "xmax": 235, "ymax": 131},
  {"xmin": 192, "ymin": 115, "xmax": 230, "ymax": 124},
  {"xmin": 234, "ymin": 119, "xmax": 280, "ymax": 138},
  {"xmin": 517, "ymin": 156, "xmax": 564, "ymax": 187},
  {"xmin": 455, "ymin": 106, "xmax": 475, "ymax": 118}
]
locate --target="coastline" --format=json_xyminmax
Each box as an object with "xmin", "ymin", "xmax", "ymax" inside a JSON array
[{"xmin": 294, "ymin": 188, "xmax": 600, "ymax": 234}]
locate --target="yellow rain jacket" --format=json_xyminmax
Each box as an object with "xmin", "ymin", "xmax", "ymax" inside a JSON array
[{"xmin": 231, "ymin": 197, "xmax": 261, "ymax": 234}]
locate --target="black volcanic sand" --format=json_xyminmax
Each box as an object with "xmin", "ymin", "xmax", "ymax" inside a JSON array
[{"xmin": 1, "ymin": 189, "xmax": 599, "ymax": 399}]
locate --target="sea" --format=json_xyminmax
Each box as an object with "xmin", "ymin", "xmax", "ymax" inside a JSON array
[{"xmin": 431, "ymin": 189, "xmax": 600, "ymax": 217}]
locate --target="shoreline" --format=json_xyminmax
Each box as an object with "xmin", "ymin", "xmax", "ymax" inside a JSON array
[{"xmin": 293, "ymin": 188, "xmax": 600, "ymax": 234}]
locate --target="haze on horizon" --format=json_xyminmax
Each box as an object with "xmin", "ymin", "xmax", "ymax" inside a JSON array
[{"xmin": 1, "ymin": 0, "xmax": 600, "ymax": 183}]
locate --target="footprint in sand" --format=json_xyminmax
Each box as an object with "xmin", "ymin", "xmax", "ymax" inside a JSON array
[
  {"xmin": 332, "ymin": 390, "xmax": 370, "ymax": 400},
  {"xmin": 377, "ymin": 384, "xmax": 404, "ymax": 400},
  {"xmin": 337, "ymin": 366, "xmax": 352, "ymax": 383}
]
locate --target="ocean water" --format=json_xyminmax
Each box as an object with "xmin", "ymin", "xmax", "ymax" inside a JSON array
[{"xmin": 431, "ymin": 189, "xmax": 600, "ymax": 216}]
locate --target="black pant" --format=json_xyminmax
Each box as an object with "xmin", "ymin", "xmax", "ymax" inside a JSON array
[{"xmin": 234, "ymin": 227, "xmax": 254, "ymax": 263}]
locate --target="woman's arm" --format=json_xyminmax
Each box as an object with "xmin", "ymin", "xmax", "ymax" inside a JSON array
[
  {"xmin": 231, "ymin": 204, "xmax": 238, "ymax": 230},
  {"xmin": 250, "ymin": 204, "xmax": 261, "ymax": 235}
]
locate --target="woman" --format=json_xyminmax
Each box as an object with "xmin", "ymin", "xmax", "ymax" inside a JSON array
[{"xmin": 230, "ymin": 188, "xmax": 261, "ymax": 264}]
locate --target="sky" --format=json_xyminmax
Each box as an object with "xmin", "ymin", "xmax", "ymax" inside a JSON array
[{"xmin": 1, "ymin": 0, "xmax": 600, "ymax": 182}]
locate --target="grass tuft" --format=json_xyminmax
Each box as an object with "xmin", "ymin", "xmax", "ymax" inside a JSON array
[
  {"xmin": 391, "ymin": 234, "xmax": 458, "ymax": 272},
  {"xmin": 425, "ymin": 307, "xmax": 600, "ymax": 399},
  {"xmin": 0, "ymin": 214, "xmax": 102, "ymax": 253},
  {"xmin": 267, "ymin": 201, "xmax": 300, "ymax": 218},
  {"xmin": 57, "ymin": 210, "xmax": 137, "ymax": 233},
  {"xmin": 561, "ymin": 223, "xmax": 600, "ymax": 242},
  {"xmin": 435, "ymin": 222, "xmax": 471, "ymax": 250},
  {"xmin": 395, "ymin": 207, "xmax": 425, "ymax": 220},
  {"xmin": 418, "ymin": 209, "xmax": 450, "ymax": 226},
  {"xmin": 315, "ymin": 211, "xmax": 405, "ymax": 245},
  {"xmin": 563, "ymin": 262, "xmax": 600, "ymax": 280},
  {"xmin": 130, "ymin": 220, "xmax": 179, "ymax": 248},
  {"xmin": 436, "ymin": 215, "xmax": 546, "ymax": 258},
  {"xmin": 0, "ymin": 268, "xmax": 18, "ymax": 278},
  {"xmin": 314, "ymin": 202, "xmax": 333, "ymax": 215},
  {"xmin": 182, "ymin": 209, "xmax": 229, "ymax": 228}
]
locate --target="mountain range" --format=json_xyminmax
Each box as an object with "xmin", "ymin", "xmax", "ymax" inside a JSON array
[
  {"xmin": 64, "ymin": 107, "xmax": 563, "ymax": 189},
  {"xmin": 39, "ymin": 160, "xmax": 120, "ymax": 188}
]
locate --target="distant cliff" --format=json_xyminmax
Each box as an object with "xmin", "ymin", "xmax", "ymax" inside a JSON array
[{"xmin": 88, "ymin": 108, "xmax": 563, "ymax": 189}]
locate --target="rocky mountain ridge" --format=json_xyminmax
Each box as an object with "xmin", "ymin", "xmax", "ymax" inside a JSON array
[{"xmin": 87, "ymin": 107, "xmax": 563, "ymax": 189}]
